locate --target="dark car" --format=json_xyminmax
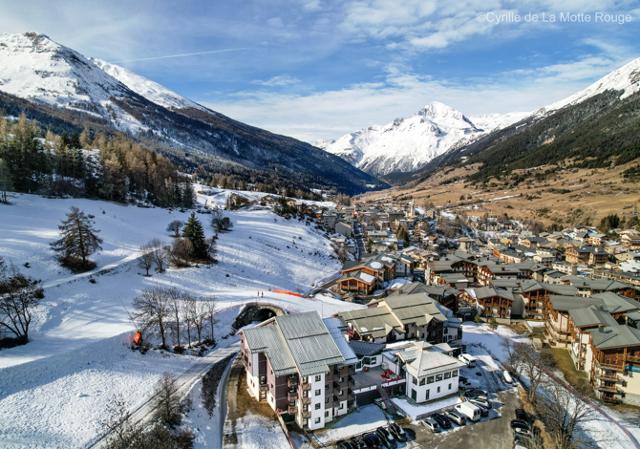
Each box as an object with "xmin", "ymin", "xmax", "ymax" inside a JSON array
[
  {"xmin": 515, "ymin": 408, "xmax": 531, "ymax": 423},
  {"xmin": 389, "ymin": 423, "xmax": 407, "ymax": 442},
  {"xmin": 364, "ymin": 432, "xmax": 381, "ymax": 448},
  {"xmin": 432, "ymin": 413, "xmax": 452, "ymax": 430},
  {"xmin": 376, "ymin": 427, "xmax": 395, "ymax": 448},
  {"xmin": 511, "ymin": 419, "xmax": 531, "ymax": 431}
]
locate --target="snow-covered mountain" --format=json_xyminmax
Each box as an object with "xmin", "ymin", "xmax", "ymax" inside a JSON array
[
  {"xmin": 0, "ymin": 32, "xmax": 149, "ymax": 132},
  {"xmin": 320, "ymin": 101, "xmax": 526, "ymax": 176},
  {"xmin": 537, "ymin": 57, "xmax": 640, "ymax": 115},
  {"xmin": 412, "ymin": 56, "xmax": 640, "ymax": 183},
  {"xmin": 0, "ymin": 32, "xmax": 380, "ymax": 194},
  {"xmin": 91, "ymin": 58, "xmax": 205, "ymax": 112}
]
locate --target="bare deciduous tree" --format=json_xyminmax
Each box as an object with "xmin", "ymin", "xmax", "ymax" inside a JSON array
[
  {"xmin": 154, "ymin": 245, "xmax": 168, "ymax": 273},
  {"xmin": 154, "ymin": 373, "xmax": 182, "ymax": 427},
  {"xmin": 182, "ymin": 295, "xmax": 196, "ymax": 348},
  {"xmin": 537, "ymin": 383, "xmax": 594, "ymax": 449},
  {"xmin": 169, "ymin": 238, "xmax": 192, "ymax": 267},
  {"xmin": 166, "ymin": 220, "xmax": 183, "ymax": 238},
  {"xmin": 503, "ymin": 340, "xmax": 552, "ymax": 404},
  {"xmin": 139, "ymin": 243, "xmax": 156, "ymax": 277},
  {"xmin": 130, "ymin": 288, "xmax": 171, "ymax": 349},
  {"xmin": 0, "ymin": 273, "xmax": 43, "ymax": 343},
  {"xmin": 205, "ymin": 299, "xmax": 217, "ymax": 343},
  {"xmin": 192, "ymin": 301, "xmax": 208, "ymax": 343}
]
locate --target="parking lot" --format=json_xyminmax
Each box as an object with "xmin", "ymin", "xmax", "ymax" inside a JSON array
[
  {"xmin": 404, "ymin": 389, "xmax": 519, "ymax": 449},
  {"xmin": 331, "ymin": 343, "xmax": 522, "ymax": 449}
]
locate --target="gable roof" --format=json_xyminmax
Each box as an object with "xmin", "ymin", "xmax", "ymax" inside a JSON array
[
  {"xmin": 242, "ymin": 311, "xmax": 347, "ymax": 376},
  {"xmin": 589, "ymin": 324, "xmax": 640, "ymax": 350},
  {"xmin": 398, "ymin": 341, "xmax": 464, "ymax": 377}
]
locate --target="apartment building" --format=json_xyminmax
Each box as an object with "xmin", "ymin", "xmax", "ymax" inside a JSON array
[
  {"xmin": 240, "ymin": 312, "xmax": 357, "ymax": 431},
  {"xmin": 338, "ymin": 292, "xmax": 452, "ymax": 344}
]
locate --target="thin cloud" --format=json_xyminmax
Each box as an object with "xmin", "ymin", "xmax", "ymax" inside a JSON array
[
  {"xmin": 113, "ymin": 48, "xmax": 248, "ymax": 63},
  {"xmin": 251, "ymin": 75, "xmax": 301, "ymax": 87}
]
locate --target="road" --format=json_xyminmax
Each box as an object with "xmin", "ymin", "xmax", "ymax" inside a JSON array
[{"xmin": 84, "ymin": 342, "xmax": 240, "ymax": 449}]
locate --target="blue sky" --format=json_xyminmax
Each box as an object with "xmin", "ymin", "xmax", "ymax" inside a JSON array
[{"xmin": 2, "ymin": 0, "xmax": 640, "ymax": 141}]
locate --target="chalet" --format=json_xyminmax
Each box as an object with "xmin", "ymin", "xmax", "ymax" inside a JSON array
[
  {"xmin": 462, "ymin": 286, "xmax": 514, "ymax": 320},
  {"xmin": 587, "ymin": 325, "xmax": 640, "ymax": 405},
  {"xmin": 338, "ymin": 293, "xmax": 448, "ymax": 345},
  {"xmin": 559, "ymin": 276, "xmax": 636, "ymax": 298},
  {"xmin": 546, "ymin": 293, "xmax": 639, "ymax": 348},
  {"xmin": 566, "ymin": 245, "xmax": 607, "ymax": 266}
]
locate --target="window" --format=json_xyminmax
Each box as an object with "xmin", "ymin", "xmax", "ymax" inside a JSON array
[
  {"xmin": 452, "ymin": 370, "xmax": 458, "ymax": 377},
  {"xmin": 315, "ymin": 375, "xmax": 321, "ymax": 382},
  {"xmin": 425, "ymin": 389, "xmax": 430, "ymax": 400},
  {"xmin": 325, "ymin": 411, "xmax": 329, "ymax": 417},
  {"xmin": 444, "ymin": 372, "xmax": 451, "ymax": 379},
  {"xmin": 315, "ymin": 403, "xmax": 321, "ymax": 410},
  {"xmin": 315, "ymin": 389, "xmax": 321, "ymax": 396},
  {"xmin": 448, "ymin": 383, "xmax": 452, "ymax": 390},
  {"xmin": 315, "ymin": 417, "xmax": 321, "ymax": 424},
  {"xmin": 437, "ymin": 386, "xmax": 441, "ymax": 393},
  {"xmin": 427, "ymin": 376, "xmax": 434, "ymax": 384},
  {"xmin": 412, "ymin": 376, "xmax": 417, "ymax": 385},
  {"xmin": 435, "ymin": 374, "xmax": 443, "ymax": 382},
  {"xmin": 419, "ymin": 378, "xmax": 425, "ymax": 386},
  {"xmin": 339, "ymin": 403, "xmax": 344, "ymax": 409},
  {"xmin": 411, "ymin": 389, "xmax": 417, "ymax": 401}
]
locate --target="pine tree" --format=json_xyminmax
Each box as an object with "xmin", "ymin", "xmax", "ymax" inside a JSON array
[
  {"xmin": 182, "ymin": 212, "xmax": 208, "ymax": 260},
  {"xmin": 51, "ymin": 207, "xmax": 103, "ymax": 270}
]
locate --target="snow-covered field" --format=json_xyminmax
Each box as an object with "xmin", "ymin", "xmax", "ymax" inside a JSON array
[{"xmin": 0, "ymin": 191, "xmax": 360, "ymax": 448}]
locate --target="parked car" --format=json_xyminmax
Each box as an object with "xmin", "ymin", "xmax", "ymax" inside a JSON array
[
  {"xmin": 511, "ymin": 419, "xmax": 531, "ymax": 431},
  {"xmin": 378, "ymin": 426, "xmax": 395, "ymax": 440},
  {"xmin": 503, "ymin": 370, "xmax": 514, "ymax": 384},
  {"xmin": 469, "ymin": 400, "xmax": 489, "ymax": 417},
  {"xmin": 376, "ymin": 427, "xmax": 396, "ymax": 448},
  {"xmin": 459, "ymin": 353, "xmax": 477, "ymax": 367},
  {"xmin": 513, "ymin": 426, "xmax": 532, "ymax": 437},
  {"xmin": 444, "ymin": 409, "xmax": 467, "ymax": 426},
  {"xmin": 422, "ymin": 417, "xmax": 441, "ymax": 433},
  {"xmin": 515, "ymin": 408, "xmax": 531, "ymax": 423},
  {"xmin": 469, "ymin": 397, "xmax": 491, "ymax": 409},
  {"xmin": 374, "ymin": 430, "xmax": 391, "ymax": 448},
  {"xmin": 389, "ymin": 423, "xmax": 407, "ymax": 442},
  {"xmin": 364, "ymin": 432, "xmax": 381, "ymax": 448},
  {"xmin": 432, "ymin": 413, "xmax": 452, "ymax": 430},
  {"xmin": 455, "ymin": 401, "xmax": 481, "ymax": 422},
  {"xmin": 465, "ymin": 388, "xmax": 488, "ymax": 399}
]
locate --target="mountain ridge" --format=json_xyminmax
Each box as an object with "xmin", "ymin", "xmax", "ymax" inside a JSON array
[
  {"xmin": 320, "ymin": 100, "xmax": 527, "ymax": 178},
  {"xmin": 0, "ymin": 32, "xmax": 383, "ymax": 194}
]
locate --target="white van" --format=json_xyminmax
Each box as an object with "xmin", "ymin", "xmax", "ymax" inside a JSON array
[
  {"xmin": 455, "ymin": 401, "xmax": 481, "ymax": 422},
  {"xmin": 458, "ymin": 353, "xmax": 477, "ymax": 368},
  {"xmin": 503, "ymin": 370, "xmax": 513, "ymax": 384}
]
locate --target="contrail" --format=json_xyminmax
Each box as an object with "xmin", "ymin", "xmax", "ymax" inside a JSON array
[{"xmin": 114, "ymin": 47, "xmax": 248, "ymax": 63}]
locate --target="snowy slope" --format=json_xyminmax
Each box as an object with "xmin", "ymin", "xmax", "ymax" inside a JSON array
[
  {"xmin": 0, "ymin": 32, "xmax": 147, "ymax": 133},
  {"xmin": 92, "ymin": 58, "xmax": 205, "ymax": 111},
  {"xmin": 538, "ymin": 57, "xmax": 640, "ymax": 115},
  {"xmin": 321, "ymin": 102, "xmax": 525, "ymax": 176},
  {"xmin": 0, "ymin": 191, "xmax": 362, "ymax": 449}
]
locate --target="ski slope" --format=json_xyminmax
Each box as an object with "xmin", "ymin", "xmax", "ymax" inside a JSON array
[{"xmin": 0, "ymin": 191, "xmax": 360, "ymax": 448}]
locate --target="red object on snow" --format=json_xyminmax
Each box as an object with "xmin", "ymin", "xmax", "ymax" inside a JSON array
[{"xmin": 132, "ymin": 330, "xmax": 142, "ymax": 346}]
